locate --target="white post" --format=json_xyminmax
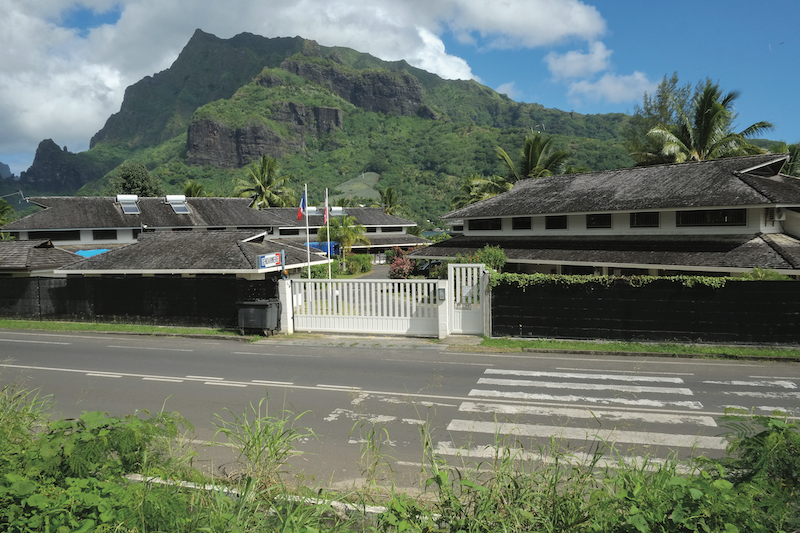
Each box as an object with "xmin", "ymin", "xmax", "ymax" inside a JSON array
[
  {"xmin": 278, "ymin": 279, "xmax": 294, "ymax": 334},
  {"xmin": 437, "ymin": 279, "xmax": 449, "ymax": 340}
]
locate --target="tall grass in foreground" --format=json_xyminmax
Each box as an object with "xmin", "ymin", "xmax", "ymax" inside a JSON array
[{"xmin": 1, "ymin": 382, "xmax": 798, "ymax": 532}]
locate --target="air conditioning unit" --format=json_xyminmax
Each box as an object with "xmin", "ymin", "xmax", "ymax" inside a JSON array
[{"xmin": 766, "ymin": 207, "xmax": 786, "ymax": 222}]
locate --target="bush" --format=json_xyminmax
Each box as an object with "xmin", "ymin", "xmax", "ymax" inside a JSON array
[
  {"xmin": 454, "ymin": 244, "xmax": 507, "ymax": 272},
  {"xmin": 389, "ymin": 256, "xmax": 415, "ymax": 279},
  {"xmin": 346, "ymin": 254, "xmax": 373, "ymax": 275},
  {"xmin": 300, "ymin": 261, "xmax": 341, "ymax": 279}
]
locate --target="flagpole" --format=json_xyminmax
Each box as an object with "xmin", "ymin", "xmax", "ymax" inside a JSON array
[
  {"xmin": 325, "ymin": 188, "xmax": 332, "ymax": 280},
  {"xmin": 304, "ymin": 184, "xmax": 311, "ymax": 280}
]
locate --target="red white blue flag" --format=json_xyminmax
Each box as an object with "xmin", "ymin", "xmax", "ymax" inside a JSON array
[
  {"xmin": 323, "ymin": 189, "xmax": 329, "ymax": 225},
  {"xmin": 297, "ymin": 191, "xmax": 306, "ymax": 221}
]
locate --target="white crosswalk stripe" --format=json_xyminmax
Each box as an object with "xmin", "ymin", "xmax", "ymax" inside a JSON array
[
  {"xmin": 477, "ymin": 377, "xmax": 694, "ymax": 395},
  {"xmin": 469, "ymin": 388, "xmax": 704, "ymax": 409},
  {"xmin": 459, "ymin": 401, "xmax": 718, "ymax": 427}
]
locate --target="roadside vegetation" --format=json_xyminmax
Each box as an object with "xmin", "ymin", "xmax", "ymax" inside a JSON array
[{"xmin": 1, "ymin": 382, "xmax": 798, "ymax": 532}]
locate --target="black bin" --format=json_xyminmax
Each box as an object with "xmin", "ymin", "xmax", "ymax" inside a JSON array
[{"xmin": 237, "ymin": 299, "xmax": 280, "ymax": 335}]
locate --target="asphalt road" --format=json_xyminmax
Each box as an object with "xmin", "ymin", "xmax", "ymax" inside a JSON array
[{"xmin": 1, "ymin": 329, "xmax": 798, "ymax": 491}]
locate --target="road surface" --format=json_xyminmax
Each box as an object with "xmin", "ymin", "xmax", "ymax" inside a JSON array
[{"xmin": 1, "ymin": 329, "xmax": 798, "ymax": 491}]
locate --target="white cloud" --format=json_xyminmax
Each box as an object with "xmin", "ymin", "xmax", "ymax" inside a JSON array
[
  {"xmin": 567, "ymin": 71, "xmax": 657, "ymax": 104},
  {"xmin": 0, "ymin": 0, "xmax": 609, "ymax": 174},
  {"xmin": 495, "ymin": 82, "xmax": 520, "ymax": 99},
  {"xmin": 444, "ymin": 0, "xmax": 606, "ymax": 48},
  {"xmin": 545, "ymin": 41, "xmax": 611, "ymax": 79}
]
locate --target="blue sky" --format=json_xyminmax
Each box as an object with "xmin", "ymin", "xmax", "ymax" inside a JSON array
[{"xmin": 1, "ymin": 0, "xmax": 798, "ymax": 176}]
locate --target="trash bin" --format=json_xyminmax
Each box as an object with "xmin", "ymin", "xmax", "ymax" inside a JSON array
[{"xmin": 237, "ymin": 299, "xmax": 280, "ymax": 335}]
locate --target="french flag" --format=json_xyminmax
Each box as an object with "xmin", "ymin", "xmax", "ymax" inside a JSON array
[{"xmin": 297, "ymin": 191, "xmax": 306, "ymax": 221}]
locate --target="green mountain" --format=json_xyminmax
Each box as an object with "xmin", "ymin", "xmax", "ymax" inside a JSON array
[{"xmin": 12, "ymin": 29, "xmax": 637, "ymax": 225}]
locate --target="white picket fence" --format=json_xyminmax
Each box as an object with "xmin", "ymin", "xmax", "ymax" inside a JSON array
[{"xmin": 291, "ymin": 279, "xmax": 440, "ymax": 336}]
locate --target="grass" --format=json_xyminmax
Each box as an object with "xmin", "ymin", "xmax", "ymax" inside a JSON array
[
  {"xmin": 480, "ymin": 336, "xmax": 800, "ymax": 359},
  {"xmin": 2, "ymin": 318, "xmax": 798, "ymax": 360},
  {"xmin": 0, "ymin": 318, "xmax": 240, "ymax": 337}
]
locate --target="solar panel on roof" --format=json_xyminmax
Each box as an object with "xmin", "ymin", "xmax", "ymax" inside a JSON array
[
  {"xmin": 116, "ymin": 194, "xmax": 140, "ymax": 215},
  {"xmin": 166, "ymin": 195, "xmax": 190, "ymax": 214}
]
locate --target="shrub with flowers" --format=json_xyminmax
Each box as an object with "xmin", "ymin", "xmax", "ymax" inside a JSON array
[{"xmin": 389, "ymin": 256, "xmax": 415, "ymax": 279}]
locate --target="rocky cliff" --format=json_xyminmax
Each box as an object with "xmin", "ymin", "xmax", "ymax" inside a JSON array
[
  {"xmin": 281, "ymin": 59, "xmax": 426, "ymax": 117},
  {"xmin": 0, "ymin": 161, "xmax": 11, "ymax": 179},
  {"xmin": 17, "ymin": 140, "xmax": 105, "ymax": 193},
  {"xmin": 185, "ymin": 102, "xmax": 343, "ymax": 167}
]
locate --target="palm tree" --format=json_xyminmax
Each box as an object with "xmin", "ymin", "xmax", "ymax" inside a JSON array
[
  {"xmin": 317, "ymin": 215, "xmax": 369, "ymax": 263},
  {"xmin": 378, "ymin": 187, "xmax": 403, "ymax": 215},
  {"xmin": 234, "ymin": 155, "xmax": 296, "ymax": 208},
  {"xmin": 496, "ymin": 133, "xmax": 569, "ymax": 182},
  {"xmin": 450, "ymin": 174, "xmax": 512, "ymax": 210},
  {"xmin": 183, "ymin": 180, "xmax": 209, "ymax": 197},
  {"xmin": 0, "ymin": 199, "xmax": 14, "ymax": 226},
  {"xmin": 643, "ymin": 82, "xmax": 773, "ymax": 163}
]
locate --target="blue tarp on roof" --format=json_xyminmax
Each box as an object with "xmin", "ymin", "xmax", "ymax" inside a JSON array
[
  {"xmin": 306, "ymin": 241, "xmax": 339, "ymax": 255},
  {"xmin": 75, "ymin": 249, "xmax": 110, "ymax": 257}
]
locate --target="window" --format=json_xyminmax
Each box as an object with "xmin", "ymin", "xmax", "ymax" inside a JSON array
[
  {"xmin": 30, "ymin": 230, "xmax": 80, "ymax": 241},
  {"xmin": 468, "ymin": 218, "xmax": 502, "ymax": 231},
  {"xmin": 366, "ymin": 227, "xmax": 377, "ymax": 233},
  {"xmin": 92, "ymin": 229, "xmax": 117, "ymax": 240},
  {"xmin": 545, "ymin": 215, "xmax": 568, "ymax": 230},
  {"xmin": 586, "ymin": 213, "xmax": 612, "ymax": 229},
  {"xmin": 381, "ymin": 226, "xmax": 403, "ymax": 233},
  {"xmin": 630, "ymin": 212, "xmax": 660, "ymax": 228},
  {"xmin": 280, "ymin": 228, "xmax": 300, "ymax": 236},
  {"xmin": 512, "ymin": 217, "xmax": 532, "ymax": 230},
  {"xmin": 676, "ymin": 209, "xmax": 746, "ymax": 227}
]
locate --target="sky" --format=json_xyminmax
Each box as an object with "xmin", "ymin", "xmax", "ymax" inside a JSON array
[{"xmin": 1, "ymin": 0, "xmax": 799, "ymax": 176}]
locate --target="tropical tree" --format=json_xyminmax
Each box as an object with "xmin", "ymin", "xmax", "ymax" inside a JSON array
[
  {"xmin": 450, "ymin": 174, "xmax": 512, "ymax": 210},
  {"xmin": 0, "ymin": 199, "xmax": 14, "ymax": 225},
  {"xmin": 496, "ymin": 133, "xmax": 569, "ymax": 182},
  {"xmin": 639, "ymin": 81, "xmax": 773, "ymax": 164},
  {"xmin": 109, "ymin": 162, "xmax": 164, "ymax": 197},
  {"xmin": 317, "ymin": 215, "xmax": 369, "ymax": 263},
  {"xmin": 182, "ymin": 180, "xmax": 210, "ymax": 197},
  {"xmin": 234, "ymin": 155, "xmax": 296, "ymax": 208},
  {"xmin": 377, "ymin": 187, "xmax": 403, "ymax": 215}
]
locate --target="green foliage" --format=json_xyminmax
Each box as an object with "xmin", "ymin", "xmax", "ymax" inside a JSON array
[
  {"xmin": 234, "ymin": 154, "xmax": 297, "ymax": 208},
  {"xmin": 212, "ymin": 393, "xmax": 314, "ymax": 489},
  {"xmin": 632, "ymin": 77, "xmax": 774, "ymax": 164},
  {"xmin": 108, "ymin": 162, "xmax": 164, "ymax": 197},
  {"xmin": 317, "ymin": 215, "xmax": 369, "ymax": 261},
  {"xmin": 453, "ymin": 244, "xmax": 507, "ymax": 272},
  {"xmin": 301, "ymin": 261, "xmax": 343, "ymax": 278},
  {"xmin": 490, "ymin": 272, "xmax": 740, "ymax": 290},
  {"xmin": 497, "ymin": 132, "xmax": 570, "ymax": 182},
  {"xmin": 345, "ymin": 253, "xmax": 373, "ymax": 274},
  {"xmin": 0, "ymin": 199, "xmax": 15, "ymax": 225},
  {"xmin": 740, "ymin": 267, "xmax": 793, "ymax": 280}
]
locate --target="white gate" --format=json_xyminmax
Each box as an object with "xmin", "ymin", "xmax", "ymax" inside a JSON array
[
  {"xmin": 448, "ymin": 263, "xmax": 485, "ymax": 334},
  {"xmin": 291, "ymin": 279, "xmax": 439, "ymax": 336}
]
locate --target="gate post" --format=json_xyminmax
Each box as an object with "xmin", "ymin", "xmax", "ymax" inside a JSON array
[
  {"xmin": 482, "ymin": 272, "xmax": 492, "ymax": 338},
  {"xmin": 437, "ymin": 279, "xmax": 449, "ymax": 339},
  {"xmin": 278, "ymin": 279, "xmax": 294, "ymax": 334}
]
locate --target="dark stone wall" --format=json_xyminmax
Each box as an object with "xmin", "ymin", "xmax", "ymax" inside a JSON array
[
  {"xmin": 491, "ymin": 280, "xmax": 800, "ymax": 344},
  {"xmin": 0, "ymin": 276, "xmax": 277, "ymax": 328}
]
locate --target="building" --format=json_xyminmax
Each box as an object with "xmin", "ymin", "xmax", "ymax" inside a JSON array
[
  {"xmin": 411, "ymin": 153, "xmax": 800, "ymax": 277},
  {"xmin": 1, "ymin": 196, "xmax": 428, "ymax": 257},
  {"xmin": 0, "ymin": 239, "xmax": 81, "ymax": 277}
]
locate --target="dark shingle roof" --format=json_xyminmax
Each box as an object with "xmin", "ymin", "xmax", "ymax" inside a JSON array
[
  {"xmin": 409, "ymin": 233, "xmax": 800, "ymax": 271},
  {"xmin": 444, "ymin": 154, "xmax": 797, "ymax": 219},
  {"xmin": 59, "ymin": 231, "xmax": 326, "ymax": 273},
  {"xmin": 3, "ymin": 198, "xmax": 416, "ymax": 231},
  {"xmin": 0, "ymin": 240, "xmax": 82, "ymax": 271}
]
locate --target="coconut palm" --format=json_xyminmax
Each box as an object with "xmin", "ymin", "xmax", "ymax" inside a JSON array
[
  {"xmin": 378, "ymin": 187, "xmax": 403, "ymax": 215},
  {"xmin": 317, "ymin": 215, "xmax": 369, "ymax": 263},
  {"xmin": 496, "ymin": 133, "xmax": 569, "ymax": 182},
  {"xmin": 644, "ymin": 82, "xmax": 773, "ymax": 163},
  {"xmin": 182, "ymin": 180, "xmax": 209, "ymax": 197},
  {"xmin": 234, "ymin": 155, "xmax": 296, "ymax": 208},
  {"xmin": 451, "ymin": 174, "xmax": 512, "ymax": 210},
  {"xmin": 0, "ymin": 199, "xmax": 14, "ymax": 225}
]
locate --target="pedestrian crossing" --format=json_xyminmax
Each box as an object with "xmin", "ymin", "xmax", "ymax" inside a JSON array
[
  {"xmin": 327, "ymin": 365, "xmax": 799, "ymax": 469},
  {"xmin": 449, "ymin": 367, "xmax": 798, "ymax": 461}
]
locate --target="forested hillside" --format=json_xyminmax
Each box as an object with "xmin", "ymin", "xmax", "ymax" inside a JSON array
[{"xmin": 4, "ymin": 29, "xmax": 636, "ymax": 225}]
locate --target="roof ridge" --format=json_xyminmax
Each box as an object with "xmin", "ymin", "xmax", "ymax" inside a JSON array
[
  {"xmin": 734, "ymin": 172, "xmax": 780, "ymax": 203},
  {"xmin": 759, "ymin": 233, "xmax": 800, "ymax": 268}
]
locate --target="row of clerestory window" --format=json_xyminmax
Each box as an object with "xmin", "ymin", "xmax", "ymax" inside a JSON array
[{"xmin": 467, "ymin": 209, "xmax": 748, "ymax": 231}]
